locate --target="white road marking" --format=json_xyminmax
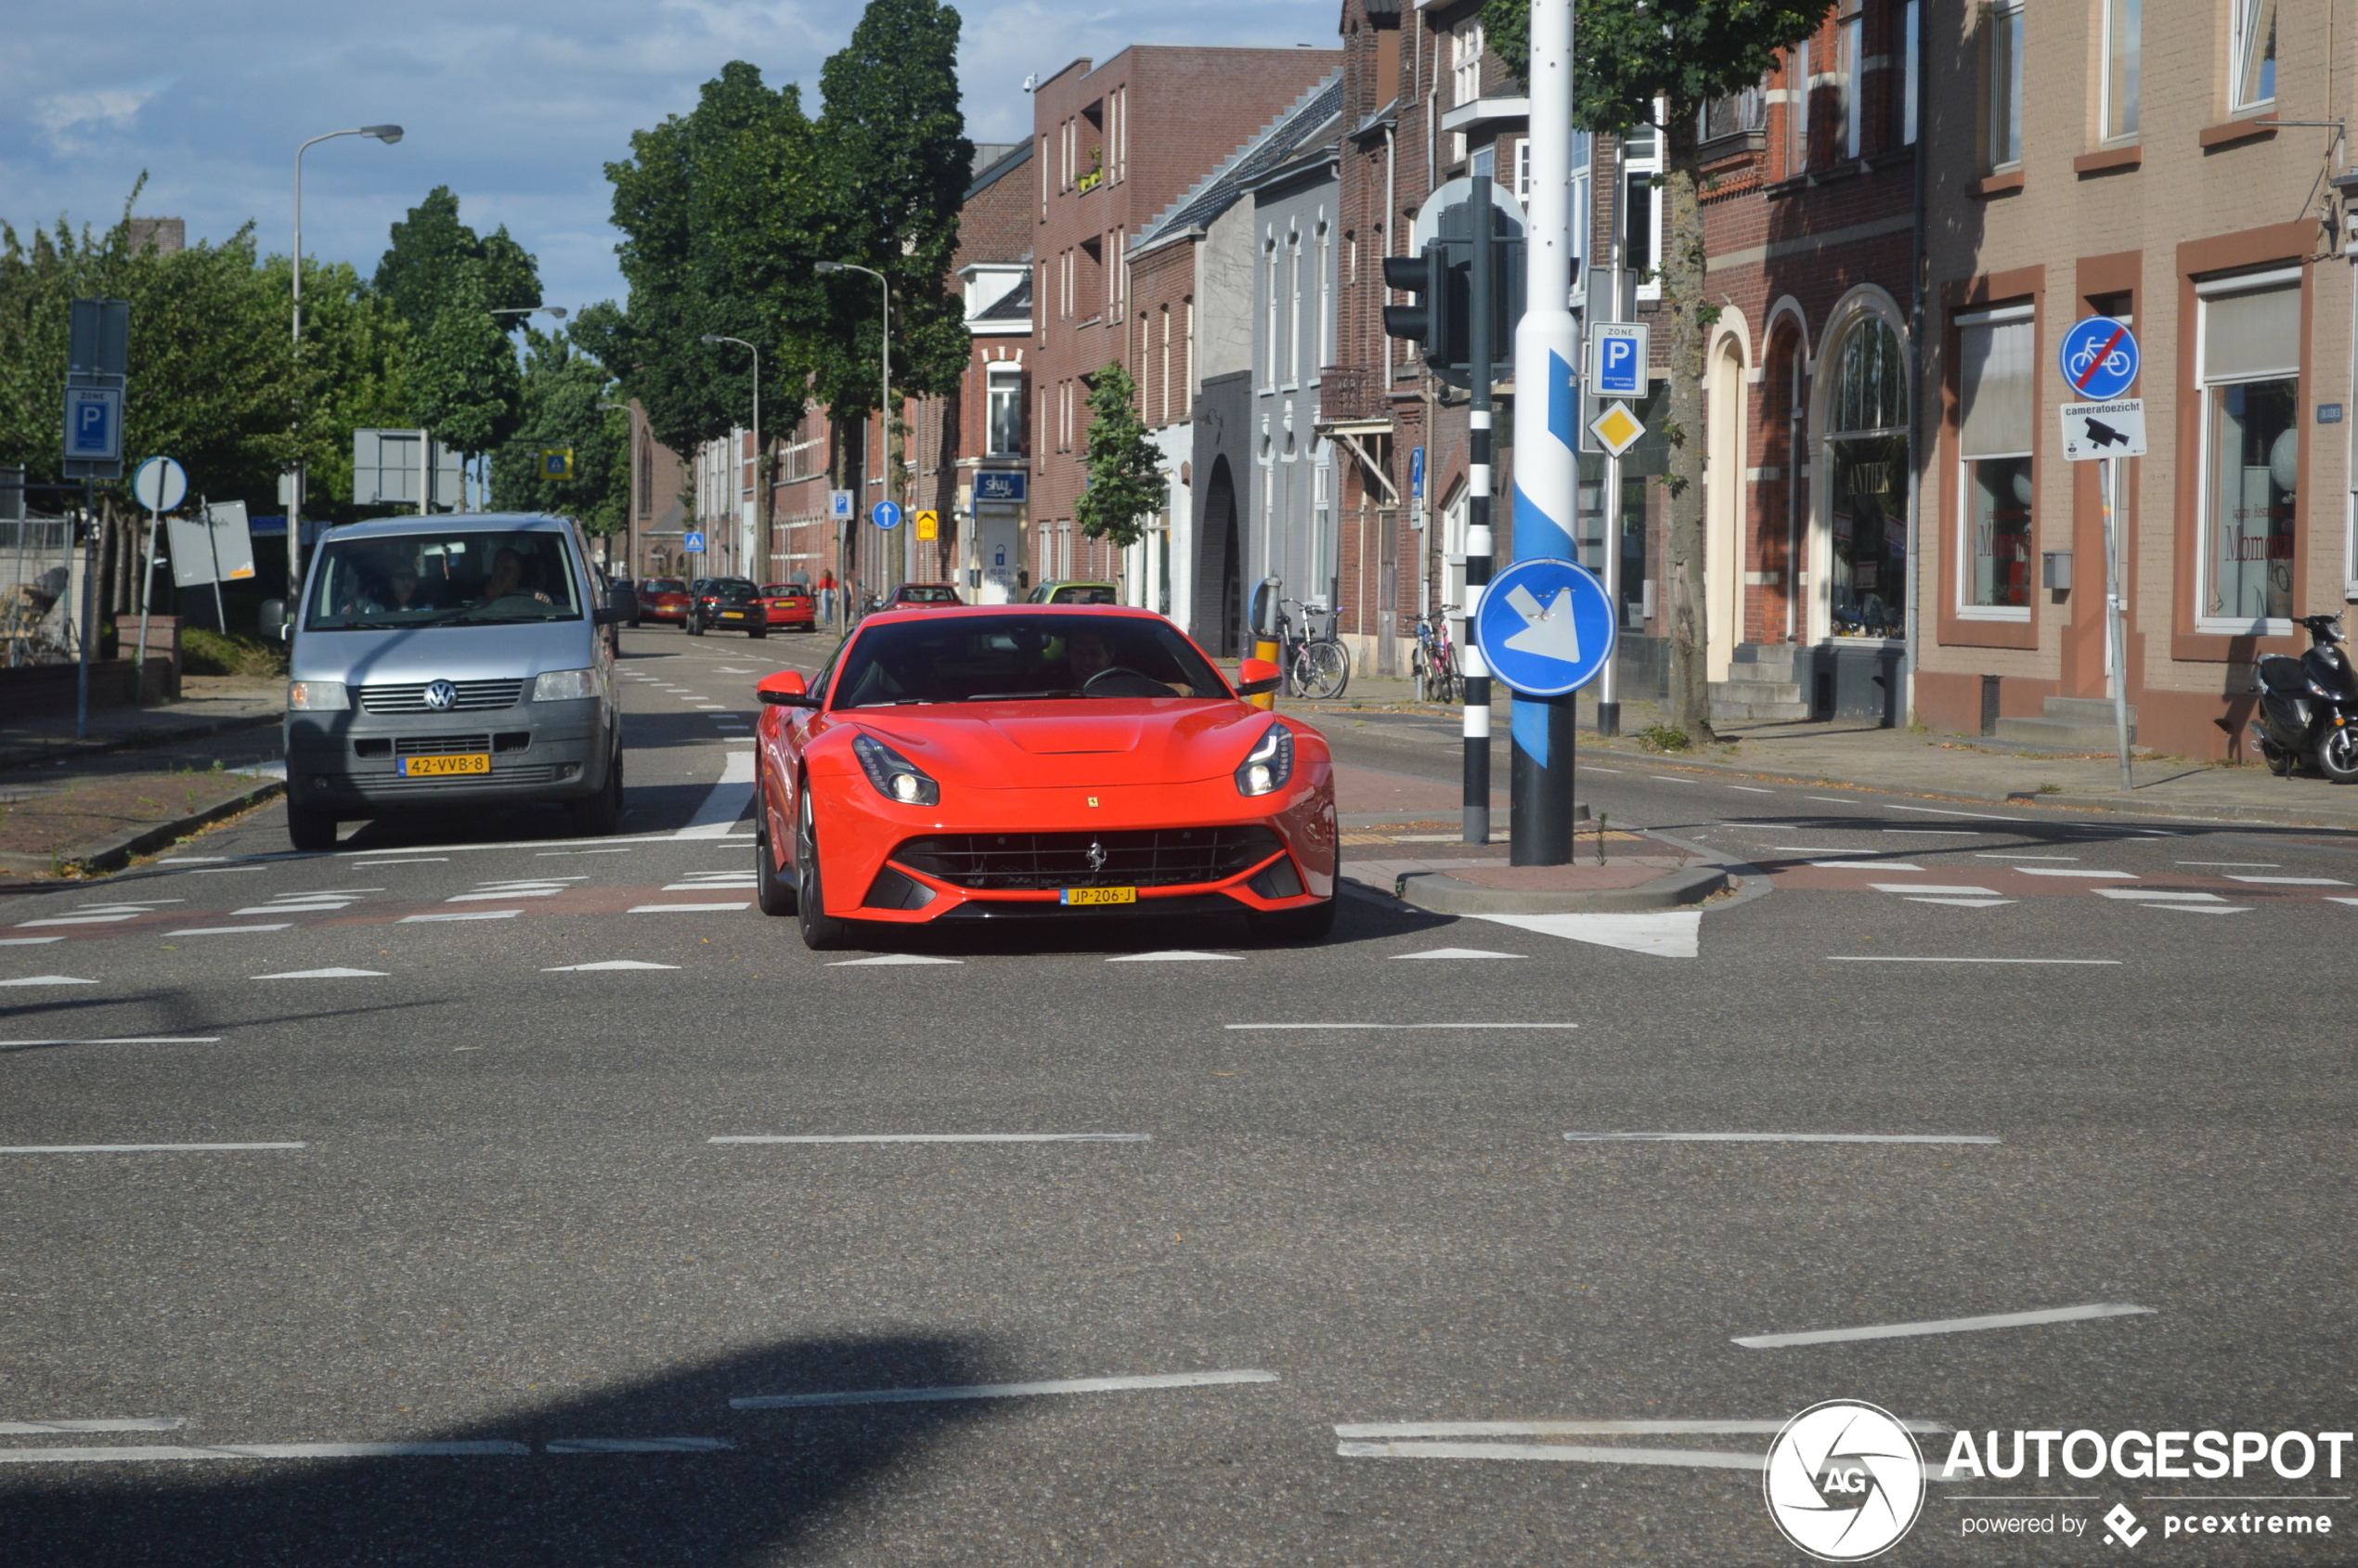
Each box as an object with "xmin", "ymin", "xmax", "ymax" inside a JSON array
[
  {"xmin": 1474, "ymin": 909, "xmax": 1701, "ymax": 958},
  {"xmin": 1818, "ymin": 861, "xmax": 1924, "ymax": 870},
  {"xmin": 76, "ymin": 900, "xmax": 182, "ymax": 909},
  {"xmin": 2329, "ymin": 897, "xmax": 2358, "ymax": 906},
  {"xmin": 1336, "ymin": 1440, "xmax": 1764, "ymax": 1469},
  {"xmin": 2015, "ymin": 868, "xmax": 2137, "ymax": 879},
  {"xmin": 1107, "ymin": 951, "xmax": 1244, "ymax": 962},
  {"xmin": 1734, "ymin": 1302, "xmax": 2156, "ymax": 1349},
  {"xmin": 539, "ymin": 848, "xmax": 634, "ymax": 856},
  {"xmin": 157, "ymin": 856, "xmax": 231, "ymax": 863},
  {"xmin": 825, "ymin": 952, "xmax": 959, "ymax": 965},
  {"xmin": 663, "ymin": 880, "xmax": 755, "ymax": 891},
  {"xmin": 544, "ymin": 960, "xmax": 681, "ymax": 971},
  {"xmin": 2226, "ymin": 875, "xmax": 2351, "ymax": 886},
  {"xmin": 1908, "ymin": 898, "xmax": 2015, "ymax": 908},
  {"xmin": 2150, "ymin": 906, "xmax": 2252, "ymax": 914},
  {"xmin": 630, "ymin": 902, "xmax": 752, "ymax": 914},
  {"xmin": 0, "ymin": 1441, "xmax": 532, "ymax": 1463},
  {"xmin": 1885, "ymin": 804, "xmax": 2029, "ymax": 820},
  {"xmin": 1648, "ymin": 775, "xmax": 1701, "ymax": 784},
  {"xmin": 1868, "ymin": 884, "xmax": 1998, "ymax": 896},
  {"xmin": 1391, "ymin": 947, "xmax": 1523, "ymax": 959},
  {"xmin": 1225, "ymin": 1021, "xmax": 1577, "ymax": 1030},
  {"xmin": 1805, "ymin": 796, "xmax": 1857, "ymax": 804},
  {"xmin": 476, "ymin": 876, "xmax": 589, "ymax": 886},
  {"xmin": 0, "ymin": 937, "xmax": 64, "ymax": 946},
  {"xmin": 712, "ymin": 1133, "xmax": 1148, "ymax": 1145},
  {"xmin": 15, "ymin": 914, "xmax": 138, "ymax": 927},
  {"xmin": 2178, "ymin": 861, "xmax": 2275, "ymax": 868},
  {"xmin": 447, "ymin": 889, "xmax": 561, "ymax": 901},
  {"xmin": 731, "ymin": 1369, "xmax": 1276, "ymax": 1411},
  {"xmin": 1773, "ymin": 848, "xmax": 1874, "ymax": 855},
  {"xmin": 0, "ymin": 976, "xmax": 94, "ymax": 988},
  {"xmin": 1975, "ymin": 853, "xmax": 2079, "ymax": 861},
  {"xmin": 544, "ymin": 1437, "xmax": 733, "ymax": 1454},
  {"xmin": 2, "ymin": 1037, "xmax": 219, "ymax": 1050},
  {"xmin": 189, "ymin": 865, "xmax": 268, "ymax": 874},
  {"xmin": 232, "ymin": 903, "xmax": 351, "ymax": 915},
  {"xmin": 679, "ymin": 752, "xmax": 758, "ymax": 839},
  {"xmin": 1726, "ymin": 785, "xmax": 1773, "ymax": 793},
  {"xmin": 352, "ymin": 859, "xmax": 450, "ymax": 868},
  {"xmin": 1563, "ymin": 1132, "xmax": 2001, "ymax": 1146},
  {"xmin": 0, "ymin": 1419, "xmax": 188, "ymax": 1433},
  {"xmin": 1336, "ymin": 1419, "xmax": 1953, "ymax": 1439},
  {"xmin": 399, "ymin": 911, "xmax": 523, "ymax": 923},
  {"xmin": 0, "ymin": 1143, "xmax": 304, "ymax": 1154},
  {"xmin": 1827, "ymin": 955, "xmax": 2119, "ymax": 965},
  {"xmin": 2097, "ymin": 889, "xmax": 2223, "ymax": 902},
  {"xmin": 1587, "ymin": 767, "xmax": 1625, "ymax": 773},
  {"xmin": 252, "ymin": 967, "xmax": 388, "ymax": 978}
]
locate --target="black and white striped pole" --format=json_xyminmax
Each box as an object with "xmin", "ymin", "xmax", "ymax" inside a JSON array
[{"xmin": 1461, "ymin": 173, "xmax": 1496, "ymax": 846}]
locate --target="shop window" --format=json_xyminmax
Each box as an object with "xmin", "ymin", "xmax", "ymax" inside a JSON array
[
  {"xmin": 1956, "ymin": 307, "xmax": 2034, "ymax": 616},
  {"xmin": 1826, "ymin": 317, "xmax": 1910, "ymax": 639},
  {"xmin": 2198, "ymin": 276, "xmax": 2301, "ymax": 628}
]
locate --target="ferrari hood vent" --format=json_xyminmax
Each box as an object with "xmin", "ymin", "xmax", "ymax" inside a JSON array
[{"xmin": 983, "ymin": 716, "xmax": 1145, "ymax": 755}]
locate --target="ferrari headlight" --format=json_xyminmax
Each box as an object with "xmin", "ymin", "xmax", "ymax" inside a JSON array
[
  {"xmin": 533, "ymin": 667, "xmax": 602, "ymax": 702},
  {"xmin": 286, "ymin": 680, "xmax": 349, "ymax": 711},
  {"xmin": 852, "ymin": 732, "xmax": 940, "ymax": 806},
  {"xmin": 1235, "ymin": 720, "xmax": 1296, "ymax": 797}
]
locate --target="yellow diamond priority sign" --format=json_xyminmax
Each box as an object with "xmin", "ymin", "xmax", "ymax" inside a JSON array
[{"xmin": 1588, "ymin": 402, "xmax": 1646, "ymax": 459}]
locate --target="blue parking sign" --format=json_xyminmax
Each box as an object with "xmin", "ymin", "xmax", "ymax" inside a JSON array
[
  {"xmin": 1590, "ymin": 323, "xmax": 1648, "ymax": 398},
  {"xmin": 63, "ymin": 386, "xmax": 122, "ymax": 460}
]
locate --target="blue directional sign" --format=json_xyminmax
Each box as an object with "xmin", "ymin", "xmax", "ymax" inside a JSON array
[
  {"xmin": 873, "ymin": 500, "xmax": 903, "ymax": 530},
  {"xmin": 1409, "ymin": 445, "xmax": 1426, "ymax": 499},
  {"xmin": 683, "ymin": 531, "xmax": 707, "ymax": 553},
  {"xmin": 2059, "ymin": 317, "xmax": 2139, "ymax": 399},
  {"xmin": 1472, "ymin": 556, "xmax": 1618, "ymax": 698}
]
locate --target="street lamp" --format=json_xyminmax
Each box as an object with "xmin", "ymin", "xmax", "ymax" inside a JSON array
[
  {"xmin": 492, "ymin": 305, "xmax": 568, "ymax": 321},
  {"xmin": 701, "ymin": 334, "xmax": 758, "ymax": 580},
  {"xmin": 814, "ymin": 260, "xmax": 896, "ymax": 584},
  {"xmin": 291, "ymin": 123, "xmax": 402, "ymax": 588}
]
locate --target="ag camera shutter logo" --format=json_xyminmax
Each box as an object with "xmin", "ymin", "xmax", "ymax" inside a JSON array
[{"xmin": 1764, "ymin": 1400, "xmax": 1925, "ymax": 1561}]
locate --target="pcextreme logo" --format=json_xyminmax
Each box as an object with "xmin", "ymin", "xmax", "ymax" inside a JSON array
[{"xmin": 1764, "ymin": 1401, "xmax": 1926, "ymax": 1562}]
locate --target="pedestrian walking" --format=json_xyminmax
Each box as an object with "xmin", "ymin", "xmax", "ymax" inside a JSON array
[{"xmin": 819, "ymin": 570, "xmax": 836, "ymax": 628}]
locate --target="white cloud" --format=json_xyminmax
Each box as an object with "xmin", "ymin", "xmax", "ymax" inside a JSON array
[{"xmin": 32, "ymin": 84, "xmax": 164, "ymax": 154}]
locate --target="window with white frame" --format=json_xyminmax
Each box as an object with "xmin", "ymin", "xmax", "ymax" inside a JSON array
[
  {"xmin": 1988, "ymin": 0, "xmax": 2023, "ymax": 169},
  {"xmin": 1826, "ymin": 316, "xmax": 1910, "ymax": 639},
  {"xmin": 1895, "ymin": 0, "xmax": 1920, "ymax": 146},
  {"xmin": 1571, "ymin": 131, "xmax": 1591, "ymax": 289},
  {"xmin": 1788, "ymin": 40, "xmax": 1811, "ymax": 173},
  {"xmin": 2197, "ymin": 274, "xmax": 2300, "ymax": 628},
  {"xmin": 2232, "ymin": 0, "xmax": 2276, "ymax": 110},
  {"xmin": 1955, "ymin": 307, "xmax": 2035, "ymax": 616},
  {"xmin": 1839, "ymin": 0, "xmax": 1863, "ymax": 160},
  {"xmin": 987, "ymin": 365, "xmax": 1023, "ymax": 456},
  {"xmin": 1452, "ymin": 17, "xmax": 1485, "ymax": 107},
  {"xmin": 1315, "ymin": 217, "xmax": 1331, "ymax": 375},
  {"xmin": 1513, "ymin": 138, "xmax": 1529, "ymax": 201},
  {"xmin": 1288, "ymin": 229, "xmax": 1302, "ymax": 385},
  {"xmin": 1263, "ymin": 237, "xmax": 1279, "ymax": 388},
  {"xmin": 2104, "ymin": 0, "xmax": 2140, "ymax": 140},
  {"xmin": 1623, "ymin": 120, "xmax": 1663, "ymax": 302}
]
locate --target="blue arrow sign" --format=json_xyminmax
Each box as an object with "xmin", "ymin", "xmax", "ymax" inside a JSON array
[
  {"xmin": 1472, "ymin": 556, "xmax": 1618, "ymax": 698},
  {"xmin": 683, "ymin": 531, "xmax": 706, "ymax": 553},
  {"xmin": 2059, "ymin": 317, "xmax": 2139, "ymax": 400},
  {"xmin": 873, "ymin": 500, "xmax": 903, "ymax": 530}
]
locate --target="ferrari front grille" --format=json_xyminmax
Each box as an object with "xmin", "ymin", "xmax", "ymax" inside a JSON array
[{"xmin": 891, "ymin": 826, "xmax": 1284, "ymax": 890}]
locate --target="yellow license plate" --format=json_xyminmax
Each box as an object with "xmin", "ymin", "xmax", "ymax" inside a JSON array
[
  {"xmin": 396, "ymin": 753, "xmax": 491, "ymax": 777},
  {"xmin": 722, "ymin": 610, "xmax": 744, "ymax": 618},
  {"xmin": 1061, "ymin": 886, "xmax": 1136, "ymax": 906}
]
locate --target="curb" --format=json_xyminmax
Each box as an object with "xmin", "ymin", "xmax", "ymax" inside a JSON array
[
  {"xmin": 1393, "ymin": 863, "xmax": 1729, "ymax": 915},
  {"xmin": 0, "ymin": 777, "xmax": 285, "ymax": 877},
  {"xmin": 0, "ymin": 711, "xmax": 281, "ymax": 775}
]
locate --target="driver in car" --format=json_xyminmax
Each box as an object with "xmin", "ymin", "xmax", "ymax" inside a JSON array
[{"xmin": 478, "ymin": 547, "xmax": 552, "ymax": 606}]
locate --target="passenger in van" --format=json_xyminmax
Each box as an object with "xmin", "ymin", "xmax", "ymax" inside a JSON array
[{"xmin": 479, "ymin": 547, "xmax": 552, "ymax": 606}]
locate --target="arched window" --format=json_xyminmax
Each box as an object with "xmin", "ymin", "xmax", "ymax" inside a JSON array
[{"xmin": 1825, "ymin": 314, "xmax": 1909, "ymax": 639}]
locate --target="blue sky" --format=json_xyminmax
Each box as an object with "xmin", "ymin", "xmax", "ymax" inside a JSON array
[{"xmin": 0, "ymin": 0, "xmax": 1340, "ymax": 317}]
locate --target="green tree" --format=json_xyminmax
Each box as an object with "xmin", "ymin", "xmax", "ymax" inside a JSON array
[
  {"xmin": 373, "ymin": 187, "xmax": 539, "ymax": 336},
  {"xmin": 1483, "ymin": 0, "xmax": 1830, "ymax": 739},
  {"xmin": 490, "ymin": 326, "xmax": 628, "ymax": 536},
  {"xmin": 373, "ymin": 187, "xmax": 541, "ymax": 461},
  {"xmin": 1074, "ymin": 363, "xmax": 1162, "ymax": 551}
]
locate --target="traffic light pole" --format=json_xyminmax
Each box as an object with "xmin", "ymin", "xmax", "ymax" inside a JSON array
[
  {"xmin": 1461, "ymin": 174, "xmax": 1496, "ymax": 846},
  {"xmin": 1507, "ymin": 0, "xmax": 1579, "ymax": 865}
]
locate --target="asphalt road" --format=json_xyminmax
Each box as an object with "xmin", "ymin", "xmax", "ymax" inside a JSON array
[{"xmin": 2, "ymin": 623, "xmax": 2353, "ymax": 1565}]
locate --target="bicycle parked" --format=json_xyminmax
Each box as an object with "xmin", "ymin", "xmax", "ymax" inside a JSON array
[
  {"xmin": 1274, "ymin": 598, "xmax": 1352, "ymax": 701},
  {"xmin": 1411, "ymin": 606, "xmax": 1460, "ymax": 706}
]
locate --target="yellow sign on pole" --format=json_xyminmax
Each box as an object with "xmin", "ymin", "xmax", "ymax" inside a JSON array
[
  {"xmin": 914, "ymin": 509, "xmax": 939, "ymax": 541},
  {"xmin": 539, "ymin": 448, "xmax": 576, "ymax": 480}
]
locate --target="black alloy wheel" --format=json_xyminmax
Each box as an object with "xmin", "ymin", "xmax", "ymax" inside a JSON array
[
  {"xmin": 286, "ymin": 803, "xmax": 339, "ymax": 852},
  {"xmin": 796, "ymin": 785, "xmax": 849, "ymax": 950},
  {"xmin": 755, "ymin": 797, "xmax": 796, "ymax": 916}
]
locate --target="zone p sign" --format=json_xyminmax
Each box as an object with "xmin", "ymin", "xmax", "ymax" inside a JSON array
[
  {"xmin": 64, "ymin": 385, "xmax": 123, "ymax": 461},
  {"xmin": 1589, "ymin": 322, "xmax": 1648, "ymax": 399}
]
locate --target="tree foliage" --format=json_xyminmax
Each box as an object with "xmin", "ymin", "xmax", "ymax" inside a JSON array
[
  {"xmin": 490, "ymin": 327, "xmax": 628, "ymax": 534},
  {"xmin": 1074, "ymin": 364, "xmax": 1163, "ymax": 551},
  {"xmin": 373, "ymin": 188, "xmax": 540, "ymax": 459}
]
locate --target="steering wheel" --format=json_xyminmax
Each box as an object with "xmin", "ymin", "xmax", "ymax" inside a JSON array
[{"xmin": 1082, "ymin": 666, "xmax": 1168, "ymax": 696}]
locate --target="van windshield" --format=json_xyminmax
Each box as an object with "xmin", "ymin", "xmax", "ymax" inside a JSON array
[{"xmin": 304, "ymin": 531, "xmax": 584, "ymax": 629}]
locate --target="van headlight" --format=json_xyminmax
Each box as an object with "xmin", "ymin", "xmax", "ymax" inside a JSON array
[
  {"xmin": 533, "ymin": 667, "xmax": 602, "ymax": 702},
  {"xmin": 1235, "ymin": 721, "xmax": 1295, "ymax": 797},
  {"xmin": 286, "ymin": 680, "xmax": 349, "ymax": 711},
  {"xmin": 852, "ymin": 732, "xmax": 940, "ymax": 806}
]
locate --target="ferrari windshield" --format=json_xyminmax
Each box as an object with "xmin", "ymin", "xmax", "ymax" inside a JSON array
[
  {"xmin": 304, "ymin": 530, "xmax": 583, "ymax": 629},
  {"xmin": 833, "ymin": 614, "xmax": 1231, "ymax": 706}
]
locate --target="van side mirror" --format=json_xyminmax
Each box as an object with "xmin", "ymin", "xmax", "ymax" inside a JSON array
[
  {"xmin": 758, "ymin": 670, "xmax": 819, "ymax": 708},
  {"xmin": 1235, "ymin": 656, "xmax": 1282, "ymax": 696},
  {"xmin": 260, "ymin": 599, "xmax": 288, "ymax": 641}
]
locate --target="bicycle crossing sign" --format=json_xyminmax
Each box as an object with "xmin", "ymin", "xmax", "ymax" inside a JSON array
[
  {"xmin": 1473, "ymin": 556, "xmax": 1618, "ymax": 697},
  {"xmin": 2059, "ymin": 317, "xmax": 2139, "ymax": 399}
]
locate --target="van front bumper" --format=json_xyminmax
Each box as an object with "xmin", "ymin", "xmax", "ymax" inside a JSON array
[{"xmin": 284, "ymin": 699, "xmax": 613, "ymax": 813}]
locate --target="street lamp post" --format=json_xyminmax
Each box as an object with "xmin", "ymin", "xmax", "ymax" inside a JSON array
[
  {"xmin": 815, "ymin": 261, "xmax": 896, "ymax": 588},
  {"xmin": 292, "ymin": 124, "xmax": 401, "ymax": 590},
  {"xmin": 701, "ymin": 335, "xmax": 758, "ymax": 581}
]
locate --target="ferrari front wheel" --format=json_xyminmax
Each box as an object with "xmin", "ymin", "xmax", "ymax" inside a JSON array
[
  {"xmin": 1248, "ymin": 890, "xmax": 1337, "ymax": 943},
  {"xmin": 796, "ymin": 786, "xmax": 849, "ymax": 950}
]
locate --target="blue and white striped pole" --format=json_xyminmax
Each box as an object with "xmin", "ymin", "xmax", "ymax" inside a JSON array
[{"xmin": 1509, "ymin": 0, "xmax": 1580, "ymax": 863}]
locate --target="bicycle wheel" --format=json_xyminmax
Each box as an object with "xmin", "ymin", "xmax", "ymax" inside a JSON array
[
  {"xmin": 1294, "ymin": 638, "xmax": 1350, "ymax": 701},
  {"xmin": 1410, "ymin": 645, "xmax": 1431, "ymax": 703}
]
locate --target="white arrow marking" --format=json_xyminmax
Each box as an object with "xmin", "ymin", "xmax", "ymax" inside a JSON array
[{"xmin": 1501, "ymin": 584, "xmax": 1582, "ymax": 666}]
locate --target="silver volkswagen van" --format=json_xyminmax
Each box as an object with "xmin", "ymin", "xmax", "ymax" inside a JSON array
[{"xmin": 272, "ymin": 513, "xmax": 632, "ymax": 850}]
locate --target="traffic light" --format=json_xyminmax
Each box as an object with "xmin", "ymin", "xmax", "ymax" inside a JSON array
[
  {"xmin": 1380, "ymin": 227, "xmax": 1522, "ymax": 388},
  {"xmin": 1382, "ymin": 250, "xmax": 1440, "ymax": 353}
]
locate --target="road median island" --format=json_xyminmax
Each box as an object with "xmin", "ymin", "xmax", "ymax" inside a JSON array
[
  {"xmin": 1391, "ymin": 860, "xmax": 1729, "ymax": 914},
  {"xmin": 0, "ymin": 770, "xmax": 284, "ymax": 877}
]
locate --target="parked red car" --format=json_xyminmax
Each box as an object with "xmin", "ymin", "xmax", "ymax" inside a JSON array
[
  {"xmin": 880, "ymin": 582, "xmax": 965, "ymax": 610},
  {"xmin": 761, "ymin": 582, "xmax": 819, "ymax": 631},
  {"xmin": 747, "ymin": 606, "xmax": 1336, "ymax": 951},
  {"xmin": 637, "ymin": 577, "xmax": 689, "ymax": 626}
]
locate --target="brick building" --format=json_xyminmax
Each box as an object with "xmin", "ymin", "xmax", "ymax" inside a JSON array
[{"xmin": 1029, "ymin": 46, "xmax": 1340, "ymax": 599}]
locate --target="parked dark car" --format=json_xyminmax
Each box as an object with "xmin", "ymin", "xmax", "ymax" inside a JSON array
[
  {"xmin": 881, "ymin": 583, "xmax": 965, "ymax": 610},
  {"xmin": 687, "ymin": 578, "xmax": 767, "ymax": 638}
]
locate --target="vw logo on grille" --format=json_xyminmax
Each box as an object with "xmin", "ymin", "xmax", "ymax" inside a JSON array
[
  {"xmin": 422, "ymin": 680, "xmax": 459, "ymax": 711},
  {"xmin": 1085, "ymin": 838, "xmax": 1108, "ymax": 873}
]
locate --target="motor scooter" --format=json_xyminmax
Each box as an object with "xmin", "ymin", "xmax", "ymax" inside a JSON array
[{"xmin": 2250, "ymin": 613, "xmax": 2358, "ymax": 782}]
